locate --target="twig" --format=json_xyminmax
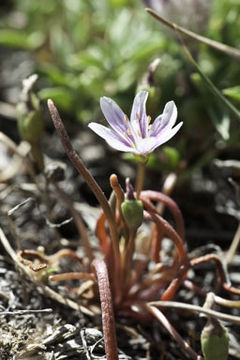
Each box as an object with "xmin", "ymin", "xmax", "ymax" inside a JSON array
[
  {"xmin": 146, "ymin": 8, "xmax": 240, "ymax": 60},
  {"xmin": 146, "ymin": 304, "xmax": 203, "ymax": 360},
  {"xmin": 190, "ymin": 253, "xmax": 240, "ymax": 295},
  {"xmin": 226, "ymin": 222, "xmax": 240, "ymax": 264},
  {"xmin": 0, "ymin": 308, "xmax": 52, "ymax": 316},
  {"xmin": 183, "ymin": 46, "xmax": 240, "ymax": 121},
  {"xmin": 0, "ymin": 227, "xmax": 94, "ymax": 316},
  {"xmin": 148, "ymin": 300, "xmax": 240, "ymax": 325}
]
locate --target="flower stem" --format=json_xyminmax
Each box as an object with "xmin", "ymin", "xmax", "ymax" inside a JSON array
[{"xmin": 136, "ymin": 160, "xmax": 146, "ymax": 199}]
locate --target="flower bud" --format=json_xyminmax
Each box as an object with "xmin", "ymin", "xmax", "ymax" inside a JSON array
[
  {"xmin": 201, "ymin": 317, "xmax": 229, "ymax": 360},
  {"xmin": 121, "ymin": 178, "xmax": 144, "ymax": 229},
  {"xmin": 17, "ymin": 74, "xmax": 44, "ymax": 170},
  {"xmin": 17, "ymin": 75, "xmax": 44, "ymax": 144},
  {"xmin": 121, "ymin": 198, "xmax": 144, "ymax": 230}
]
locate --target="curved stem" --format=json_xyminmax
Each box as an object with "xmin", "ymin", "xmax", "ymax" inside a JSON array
[
  {"xmin": 151, "ymin": 219, "xmax": 164, "ymax": 263},
  {"xmin": 144, "ymin": 211, "xmax": 187, "ymax": 263},
  {"xmin": 49, "ymin": 272, "xmax": 95, "ymax": 282},
  {"xmin": 160, "ymin": 264, "xmax": 188, "ymax": 301},
  {"xmin": 190, "ymin": 254, "xmax": 240, "ymax": 295},
  {"xmin": 146, "ymin": 304, "xmax": 202, "ymax": 360},
  {"xmin": 92, "ymin": 259, "xmax": 119, "ymax": 360},
  {"xmin": 48, "ymin": 100, "xmax": 120, "ymax": 276},
  {"xmin": 141, "ymin": 190, "xmax": 185, "ymax": 240},
  {"xmin": 148, "ymin": 300, "xmax": 240, "ymax": 325}
]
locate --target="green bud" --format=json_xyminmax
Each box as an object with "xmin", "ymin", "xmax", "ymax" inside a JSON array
[
  {"xmin": 17, "ymin": 74, "xmax": 44, "ymax": 170},
  {"xmin": 17, "ymin": 99, "xmax": 44, "ymax": 144},
  {"xmin": 121, "ymin": 199, "xmax": 143, "ymax": 230},
  {"xmin": 201, "ymin": 318, "xmax": 229, "ymax": 360}
]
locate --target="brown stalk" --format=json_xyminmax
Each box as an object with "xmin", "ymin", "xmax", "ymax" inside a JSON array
[
  {"xmin": 146, "ymin": 304, "xmax": 203, "ymax": 360},
  {"xmin": 18, "ymin": 249, "xmax": 48, "ymax": 272},
  {"xmin": 141, "ymin": 190, "xmax": 185, "ymax": 240},
  {"xmin": 151, "ymin": 219, "xmax": 164, "ymax": 263},
  {"xmin": 48, "ymin": 248, "xmax": 83, "ymax": 265},
  {"xmin": 146, "ymin": 8, "xmax": 240, "ymax": 61},
  {"xmin": 148, "ymin": 300, "xmax": 240, "ymax": 325},
  {"xmin": 0, "ymin": 227, "xmax": 94, "ymax": 316},
  {"xmin": 47, "ymin": 100, "xmax": 121, "ymax": 290},
  {"xmin": 92, "ymin": 258, "xmax": 119, "ymax": 360},
  {"xmin": 160, "ymin": 264, "xmax": 188, "ymax": 301},
  {"xmin": 129, "ymin": 270, "xmax": 176, "ymax": 301},
  {"xmin": 49, "ymin": 272, "xmax": 95, "ymax": 282},
  {"xmin": 190, "ymin": 254, "xmax": 240, "ymax": 295},
  {"xmin": 144, "ymin": 211, "xmax": 187, "ymax": 263},
  {"xmin": 95, "ymin": 212, "xmax": 112, "ymax": 257}
]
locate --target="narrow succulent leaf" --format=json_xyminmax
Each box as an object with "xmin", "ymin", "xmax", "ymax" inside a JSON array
[{"xmin": 184, "ymin": 47, "xmax": 240, "ymax": 122}]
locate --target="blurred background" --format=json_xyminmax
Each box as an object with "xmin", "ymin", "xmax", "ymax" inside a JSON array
[{"xmin": 0, "ymin": 0, "xmax": 240, "ymax": 248}]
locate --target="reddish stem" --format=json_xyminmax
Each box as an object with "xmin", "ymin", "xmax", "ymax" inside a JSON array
[
  {"xmin": 92, "ymin": 259, "xmax": 119, "ymax": 360},
  {"xmin": 160, "ymin": 264, "xmax": 189, "ymax": 301},
  {"xmin": 190, "ymin": 254, "xmax": 240, "ymax": 295},
  {"xmin": 140, "ymin": 190, "xmax": 185, "ymax": 240},
  {"xmin": 147, "ymin": 305, "xmax": 202, "ymax": 360},
  {"xmin": 144, "ymin": 211, "xmax": 187, "ymax": 263},
  {"xmin": 96, "ymin": 212, "xmax": 111, "ymax": 257},
  {"xmin": 151, "ymin": 219, "xmax": 164, "ymax": 263}
]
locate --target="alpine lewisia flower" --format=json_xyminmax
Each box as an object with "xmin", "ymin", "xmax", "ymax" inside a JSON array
[{"xmin": 88, "ymin": 91, "xmax": 182, "ymax": 157}]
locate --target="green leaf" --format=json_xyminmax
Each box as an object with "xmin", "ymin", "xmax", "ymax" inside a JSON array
[
  {"xmin": 223, "ymin": 86, "xmax": 240, "ymax": 103},
  {"xmin": 0, "ymin": 30, "xmax": 44, "ymax": 50},
  {"xmin": 38, "ymin": 88, "xmax": 74, "ymax": 112}
]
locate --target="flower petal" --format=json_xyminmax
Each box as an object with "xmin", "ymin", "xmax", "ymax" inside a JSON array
[
  {"xmin": 100, "ymin": 97, "xmax": 128, "ymax": 135},
  {"xmin": 130, "ymin": 91, "xmax": 148, "ymax": 137},
  {"xmin": 152, "ymin": 122, "xmax": 183, "ymax": 150},
  {"xmin": 135, "ymin": 137, "xmax": 159, "ymax": 155},
  {"xmin": 88, "ymin": 122, "xmax": 132, "ymax": 152},
  {"xmin": 150, "ymin": 101, "xmax": 177, "ymax": 137}
]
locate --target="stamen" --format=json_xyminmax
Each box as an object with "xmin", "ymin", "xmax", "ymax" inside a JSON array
[
  {"xmin": 136, "ymin": 113, "xmax": 140, "ymax": 120},
  {"xmin": 124, "ymin": 115, "xmax": 129, "ymax": 122},
  {"xmin": 147, "ymin": 116, "xmax": 151, "ymax": 124},
  {"xmin": 127, "ymin": 129, "xmax": 132, "ymax": 135}
]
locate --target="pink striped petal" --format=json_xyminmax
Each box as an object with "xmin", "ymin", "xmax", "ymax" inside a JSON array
[
  {"xmin": 88, "ymin": 122, "xmax": 132, "ymax": 152},
  {"xmin": 100, "ymin": 97, "xmax": 128, "ymax": 136},
  {"xmin": 130, "ymin": 91, "xmax": 148, "ymax": 137}
]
